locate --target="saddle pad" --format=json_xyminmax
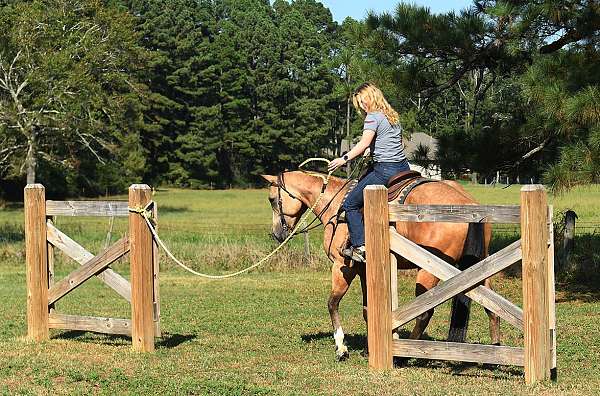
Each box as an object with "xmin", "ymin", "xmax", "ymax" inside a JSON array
[
  {"xmin": 387, "ymin": 177, "xmax": 434, "ymax": 203},
  {"xmin": 387, "ymin": 170, "xmax": 422, "ymax": 187}
]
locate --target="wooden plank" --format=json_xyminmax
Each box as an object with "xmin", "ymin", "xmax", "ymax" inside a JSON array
[
  {"xmin": 548, "ymin": 205, "xmax": 557, "ymax": 373},
  {"xmin": 24, "ymin": 184, "xmax": 49, "ymax": 341},
  {"xmin": 389, "ymin": 203, "xmax": 521, "ymax": 224},
  {"xmin": 46, "ymin": 200, "xmax": 128, "ymax": 217},
  {"xmin": 392, "ymin": 240, "xmax": 522, "ymax": 329},
  {"xmin": 364, "ymin": 186, "xmax": 393, "ymax": 370},
  {"xmin": 521, "ymin": 186, "xmax": 551, "ymax": 384},
  {"xmin": 389, "ymin": 229, "xmax": 524, "ymax": 330},
  {"xmin": 129, "ymin": 184, "xmax": 155, "ymax": 352},
  {"xmin": 48, "ymin": 312, "xmax": 131, "ymax": 336},
  {"xmin": 392, "ymin": 339, "xmax": 524, "ymax": 366},
  {"xmin": 48, "ymin": 236, "xmax": 129, "ymax": 305},
  {"xmin": 46, "ymin": 222, "xmax": 131, "ymax": 302}
]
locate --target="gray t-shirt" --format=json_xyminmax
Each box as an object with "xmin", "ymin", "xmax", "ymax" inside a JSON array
[{"xmin": 363, "ymin": 111, "xmax": 406, "ymax": 162}]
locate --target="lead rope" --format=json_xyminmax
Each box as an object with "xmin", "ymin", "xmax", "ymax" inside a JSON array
[{"xmin": 128, "ymin": 158, "xmax": 334, "ymax": 280}]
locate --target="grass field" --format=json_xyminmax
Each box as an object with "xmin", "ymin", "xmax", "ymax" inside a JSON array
[{"xmin": 1, "ymin": 184, "xmax": 599, "ymax": 395}]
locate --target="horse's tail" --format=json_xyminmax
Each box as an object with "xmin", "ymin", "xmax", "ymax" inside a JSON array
[{"xmin": 448, "ymin": 222, "xmax": 485, "ymax": 343}]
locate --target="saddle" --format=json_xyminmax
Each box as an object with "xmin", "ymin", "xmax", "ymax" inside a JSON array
[
  {"xmin": 337, "ymin": 170, "xmax": 434, "ymax": 224},
  {"xmin": 387, "ymin": 170, "xmax": 433, "ymax": 203}
]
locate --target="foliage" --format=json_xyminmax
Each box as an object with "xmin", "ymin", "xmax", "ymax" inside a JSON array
[
  {"xmin": 0, "ymin": 0, "xmax": 149, "ymax": 197},
  {"xmin": 1, "ymin": 0, "xmax": 600, "ymax": 195}
]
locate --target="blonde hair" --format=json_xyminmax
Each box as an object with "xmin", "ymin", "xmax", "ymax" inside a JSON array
[{"xmin": 352, "ymin": 82, "xmax": 399, "ymax": 125}]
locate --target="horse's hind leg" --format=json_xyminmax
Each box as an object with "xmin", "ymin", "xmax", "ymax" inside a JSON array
[
  {"xmin": 484, "ymin": 277, "xmax": 501, "ymax": 345},
  {"xmin": 328, "ymin": 259, "xmax": 357, "ymax": 361},
  {"xmin": 410, "ymin": 269, "xmax": 440, "ymax": 340}
]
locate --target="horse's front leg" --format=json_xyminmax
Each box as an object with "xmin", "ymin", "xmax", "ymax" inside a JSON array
[{"xmin": 328, "ymin": 258, "xmax": 357, "ymax": 361}]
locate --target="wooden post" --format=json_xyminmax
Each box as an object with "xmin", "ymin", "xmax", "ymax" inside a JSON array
[
  {"xmin": 129, "ymin": 184, "xmax": 155, "ymax": 352},
  {"xmin": 520, "ymin": 185, "xmax": 551, "ymax": 384},
  {"xmin": 563, "ymin": 210, "xmax": 577, "ymax": 269},
  {"xmin": 24, "ymin": 184, "xmax": 49, "ymax": 341},
  {"xmin": 364, "ymin": 185, "xmax": 392, "ymax": 370}
]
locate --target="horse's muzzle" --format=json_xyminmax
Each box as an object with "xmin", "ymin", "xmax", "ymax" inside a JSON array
[{"xmin": 270, "ymin": 228, "xmax": 288, "ymax": 243}]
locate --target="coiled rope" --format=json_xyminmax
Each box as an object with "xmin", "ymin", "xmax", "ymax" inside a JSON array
[{"xmin": 128, "ymin": 158, "xmax": 334, "ymax": 280}]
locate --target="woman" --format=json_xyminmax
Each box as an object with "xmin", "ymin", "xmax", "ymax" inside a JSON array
[{"xmin": 328, "ymin": 82, "xmax": 410, "ymax": 262}]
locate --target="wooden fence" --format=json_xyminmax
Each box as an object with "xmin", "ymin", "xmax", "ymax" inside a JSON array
[
  {"xmin": 364, "ymin": 185, "xmax": 556, "ymax": 385},
  {"xmin": 24, "ymin": 184, "xmax": 160, "ymax": 352}
]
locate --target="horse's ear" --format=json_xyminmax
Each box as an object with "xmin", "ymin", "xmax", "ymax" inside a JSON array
[{"xmin": 261, "ymin": 174, "xmax": 277, "ymax": 186}]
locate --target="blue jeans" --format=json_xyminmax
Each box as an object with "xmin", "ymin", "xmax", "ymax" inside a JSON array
[{"xmin": 342, "ymin": 160, "xmax": 410, "ymax": 247}]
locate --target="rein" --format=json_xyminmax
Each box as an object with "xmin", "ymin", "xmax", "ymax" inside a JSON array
[{"xmin": 129, "ymin": 158, "xmax": 343, "ymax": 279}]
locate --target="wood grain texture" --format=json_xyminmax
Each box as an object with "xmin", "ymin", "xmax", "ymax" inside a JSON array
[
  {"xmin": 47, "ymin": 236, "xmax": 129, "ymax": 305},
  {"xmin": 521, "ymin": 185, "xmax": 551, "ymax": 384},
  {"xmin": 46, "ymin": 222, "xmax": 131, "ymax": 302},
  {"xmin": 364, "ymin": 186, "xmax": 392, "ymax": 370},
  {"xmin": 392, "ymin": 339, "xmax": 524, "ymax": 366},
  {"xmin": 46, "ymin": 200, "xmax": 129, "ymax": 217},
  {"xmin": 24, "ymin": 184, "xmax": 49, "ymax": 341},
  {"xmin": 392, "ymin": 240, "xmax": 521, "ymax": 329},
  {"xmin": 389, "ymin": 229, "xmax": 524, "ymax": 329},
  {"xmin": 129, "ymin": 184, "xmax": 155, "ymax": 352},
  {"xmin": 388, "ymin": 203, "xmax": 520, "ymax": 223},
  {"xmin": 48, "ymin": 312, "xmax": 131, "ymax": 336}
]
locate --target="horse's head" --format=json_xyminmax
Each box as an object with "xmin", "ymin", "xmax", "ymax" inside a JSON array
[{"xmin": 261, "ymin": 173, "xmax": 308, "ymax": 242}]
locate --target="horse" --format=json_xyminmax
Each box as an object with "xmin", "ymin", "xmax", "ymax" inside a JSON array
[{"xmin": 261, "ymin": 171, "xmax": 500, "ymax": 361}]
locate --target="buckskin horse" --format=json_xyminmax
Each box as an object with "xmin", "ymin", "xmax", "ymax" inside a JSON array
[{"xmin": 261, "ymin": 171, "xmax": 499, "ymax": 361}]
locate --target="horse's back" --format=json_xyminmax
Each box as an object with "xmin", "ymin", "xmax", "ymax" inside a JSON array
[{"xmin": 395, "ymin": 180, "xmax": 481, "ymax": 263}]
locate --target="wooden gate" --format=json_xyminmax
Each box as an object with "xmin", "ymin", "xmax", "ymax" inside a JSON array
[
  {"xmin": 364, "ymin": 185, "xmax": 556, "ymax": 384},
  {"xmin": 24, "ymin": 184, "xmax": 160, "ymax": 352}
]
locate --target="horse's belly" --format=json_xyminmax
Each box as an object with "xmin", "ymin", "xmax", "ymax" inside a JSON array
[{"xmin": 394, "ymin": 254, "xmax": 419, "ymax": 270}]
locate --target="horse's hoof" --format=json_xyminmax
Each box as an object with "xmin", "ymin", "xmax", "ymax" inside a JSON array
[{"xmin": 336, "ymin": 346, "xmax": 349, "ymax": 361}]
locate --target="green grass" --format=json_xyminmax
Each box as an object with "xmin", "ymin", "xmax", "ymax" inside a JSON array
[{"xmin": 1, "ymin": 184, "xmax": 600, "ymax": 395}]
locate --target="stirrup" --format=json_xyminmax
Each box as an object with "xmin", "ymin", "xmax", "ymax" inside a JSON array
[{"xmin": 342, "ymin": 246, "xmax": 366, "ymax": 263}]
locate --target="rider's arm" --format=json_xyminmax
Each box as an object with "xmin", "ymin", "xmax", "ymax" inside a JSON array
[
  {"xmin": 328, "ymin": 129, "xmax": 375, "ymax": 172},
  {"xmin": 345, "ymin": 129, "xmax": 375, "ymax": 161}
]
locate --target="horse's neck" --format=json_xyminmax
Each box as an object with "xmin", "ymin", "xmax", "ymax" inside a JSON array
[{"xmin": 296, "ymin": 175, "xmax": 348, "ymax": 224}]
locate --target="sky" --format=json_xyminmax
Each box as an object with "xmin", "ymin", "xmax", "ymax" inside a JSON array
[{"xmin": 318, "ymin": 0, "xmax": 474, "ymax": 22}]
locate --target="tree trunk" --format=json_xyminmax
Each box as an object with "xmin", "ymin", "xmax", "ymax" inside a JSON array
[
  {"xmin": 346, "ymin": 95, "xmax": 351, "ymax": 178},
  {"xmin": 25, "ymin": 135, "xmax": 36, "ymax": 184}
]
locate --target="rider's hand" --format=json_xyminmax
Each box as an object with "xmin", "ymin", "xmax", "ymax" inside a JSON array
[{"xmin": 328, "ymin": 157, "xmax": 347, "ymax": 172}]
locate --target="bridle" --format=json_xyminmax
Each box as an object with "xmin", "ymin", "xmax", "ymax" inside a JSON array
[
  {"xmin": 274, "ymin": 172, "xmax": 299, "ymax": 235},
  {"xmin": 273, "ymin": 170, "xmax": 344, "ymax": 237}
]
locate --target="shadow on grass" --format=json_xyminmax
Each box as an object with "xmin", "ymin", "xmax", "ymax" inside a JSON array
[
  {"xmin": 302, "ymin": 330, "xmax": 522, "ymax": 378},
  {"xmin": 53, "ymin": 330, "xmax": 196, "ymax": 348},
  {"xmin": 0, "ymin": 223, "xmax": 24, "ymax": 243},
  {"xmin": 300, "ymin": 329, "xmax": 428, "ymax": 352},
  {"xmin": 555, "ymin": 233, "xmax": 600, "ymax": 302},
  {"xmin": 557, "ymin": 279, "xmax": 600, "ymax": 303},
  {"xmin": 301, "ymin": 331, "xmax": 366, "ymax": 352},
  {"xmin": 158, "ymin": 205, "xmax": 190, "ymax": 214}
]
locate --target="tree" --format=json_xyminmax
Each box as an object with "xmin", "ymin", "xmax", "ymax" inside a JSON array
[
  {"xmin": 361, "ymin": 1, "xmax": 600, "ymax": 188},
  {"xmin": 0, "ymin": 0, "xmax": 148, "ymax": 194}
]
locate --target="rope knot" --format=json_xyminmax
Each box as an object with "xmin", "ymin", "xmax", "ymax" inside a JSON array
[{"xmin": 128, "ymin": 201, "xmax": 155, "ymax": 222}]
